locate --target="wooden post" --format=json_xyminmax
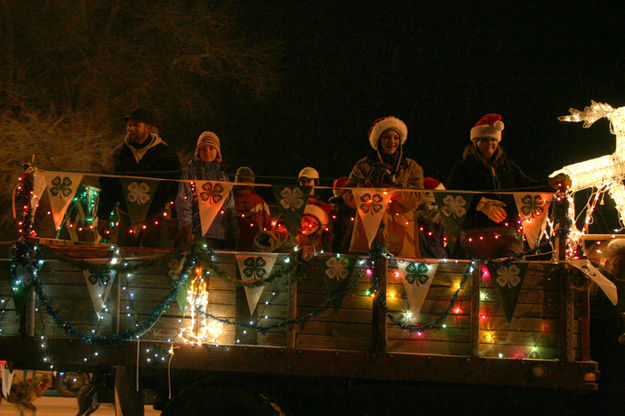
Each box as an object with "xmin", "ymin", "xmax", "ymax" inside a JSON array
[
  {"xmin": 286, "ymin": 274, "xmax": 298, "ymax": 350},
  {"xmin": 112, "ymin": 273, "xmax": 121, "ymax": 335},
  {"xmin": 580, "ymin": 287, "xmax": 591, "ymax": 361},
  {"xmin": 470, "ymin": 260, "xmax": 481, "ymax": 358},
  {"xmin": 371, "ymin": 256, "xmax": 387, "ymax": 354},
  {"xmin": 559, "ymin": 265, "xmax": 575, "ymax": 362}
]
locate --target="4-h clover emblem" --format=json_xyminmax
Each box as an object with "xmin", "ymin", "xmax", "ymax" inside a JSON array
[
  {"xmin": 325, "ymin": 256, "xmax": 349, "ymax": 280},
  {"xmin": 279, "ymin": 187, "xmax": 305, "ymax": 211},
  {"xmin": 404, "ymin": 262, "xmax": 429, "ymax": 285},
  {"xmin": 495, "ymin": 265, "xmax": 521, "ymax": 288},
  {"xmin": 359, "ymin": 193, "xmax": 384, "ymax": 215},
  {"xmin": 441, "ymin": 195, "xmax": 467, "ymax": 219},
  {"xmin": 199, "ymin": 182, "xmax": 224, "ymax": 204},
  {"xmin": 88, "ymin": 271, "xmax": 111, "ymax": 287},
  {"xmin": 520, "ymin": 194, "xmax": 545, "ymax": 218},
  {"xmin": 49, "ymin": 176, "xmax": 73, "ymax": 199},
  {"xmin": 243, "ymin": 256, "xmax": 267, "ymax": 280},
  {"xmin": 126, "ymin": 182, "xmax": 151, "ymax": 205}
]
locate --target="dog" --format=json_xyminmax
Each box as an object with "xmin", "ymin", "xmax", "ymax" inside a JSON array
[{"xmin": 0, "ymin": 373, "xmax": 52, "ymax": 415}]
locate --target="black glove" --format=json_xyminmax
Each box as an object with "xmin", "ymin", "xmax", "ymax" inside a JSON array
[{"xmin": 366, "ymin": 162, "xmax": 398, "ymax": 187}]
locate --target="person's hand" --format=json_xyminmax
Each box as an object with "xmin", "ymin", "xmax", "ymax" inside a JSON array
[
  {"xmin": 477, "ymin": 197, "xmax": 507, "ymax": 223},
  {"xmin": 548, "ymin": 173, "xmax": 572, "ymax": 191},
  {"xmin": 367, "ymin": 162, "xmax": 398, "ymax": 187}
]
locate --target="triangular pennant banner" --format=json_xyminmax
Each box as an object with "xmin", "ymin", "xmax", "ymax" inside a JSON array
[
  {"xmin": 322, "ymin": 254, "xmax": 355, "ymax": 313},
  {"xmin": 568, "ymin": 259, "xmax": 618, "ymax": 306},
  {"xmin": 488, "ymin": 262, "xmax": 528, "ymax": 323},
  {"xmin": 513, "ymin": 192, "xmax": 553, "ymax": 249},
  {"xmin": 235, "ymin": 253, "xmax": 278, "ymax": 315},
  {"xmin": 396, "ymin": 260, "xmax": 438, "ymax": 317},
  {"xmin": 166, "ymin": 255, "xmax": 188, "ymax": 314},
  {"xmin": 352, "ymin": 188, "xmax": 392, "ymax": 248},
  {"xmin": 434, "ymin": 192, "xmax": 474, "ymax": 254},
  {"xmin": 30, "ymin": 170, "xmax": 47, "ymax": 220},
  {"xmin": 1, "ymin": 361, "xmax": 15, "ymax": 399},
  {"xmin": 43, "ymin": 171, "xmax": 84, "ymax": 230},
  {"xmin": 272, "ymin": 185, "xmax": 312, "ymax": 236},
  {"xmin": 194, "ymin": 180, "xmax": 233, "ymax": 236},
  {"xmin": 120, "ymin": 178, "xmax": 159, "ymax": 231},
  {"xmin": 82, "ymin": 268, "xmax": 116, "ymax": 315}
]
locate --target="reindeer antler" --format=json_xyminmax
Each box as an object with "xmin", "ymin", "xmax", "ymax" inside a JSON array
[{"xmin": 558, "ymin": 100, "xmax": 615, "ymax": 128}]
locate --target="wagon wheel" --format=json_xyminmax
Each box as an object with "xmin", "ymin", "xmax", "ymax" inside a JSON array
[{"xmin": 161, "ymin": 382, "xmax": 285, "ymax": 415}]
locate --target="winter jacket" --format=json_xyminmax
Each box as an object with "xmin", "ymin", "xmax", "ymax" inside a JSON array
[
  {"xmin": 98, "ymin": 133, "xmax": 181, "ymax": 221},
  {"xmin": 176, "ymin": 159, "xmax": 239, "ymax": 242},
  {"xmin": 344, "ymin": 153, "xmax": 428, "ymax": 258},
  {"xmin": 446, "ymin": 144, "xmax": 545, "ymax": 231},
  {"xmin": 233, "ymin": 189, "xmax": 272, "ymax": 251}
]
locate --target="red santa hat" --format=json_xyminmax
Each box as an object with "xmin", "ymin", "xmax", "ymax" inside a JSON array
[
  {"xmin": 423, "ymin": 177, "xmax": 445, "ymax": 190},
  {"xmin": 368, "ymin": 116, "xmax": 408, "ymax": 150},
  {"xmin": 470, "ymin": 113, "xmax": 504, "ymax": 142},
  {"xmin": 332, "ymin": 176, "xmax": 349, "ymax": 198},
  {"xmin": 303, "ymin": 199, "xmax": 332, "ymax": 227}
]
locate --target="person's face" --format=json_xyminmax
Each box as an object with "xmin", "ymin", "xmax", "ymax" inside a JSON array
[
  {"xmin": 198, "ymin": 144, "xmax": 218, "ymax": 162},
  {"xmin": 126, "ymin": 120, "xmax": 151, "ymax": 144},
  {"xmin": 299, "ymin": 178, "xmax": 315, "ymax": 187},
  {"xmin": 476, "ymin": 137, "xmax": 499, "ymax": 160},
  {"xmin": 299, "ymin": 215, "xmax": 320, "ymax": 235},
  {"xmin": 380, "ymin": 130, "xmax": 400, "ymax": 154}
]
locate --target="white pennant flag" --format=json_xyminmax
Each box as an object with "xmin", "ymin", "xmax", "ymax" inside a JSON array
[
  {"xmin": 42, "ymin": 171, "xmax": 84, "ymax": 230},
  {"xmin": 352, "ymin": 188, "xmax": 392, "ymax": 248},
  {"xmin": 30, "ymin": 170, "xmax": 47, "ymax": 219},
  {"xmin": 82, "ymin": 269, "xmax": 117, "ymax": 315},
  {"xmin": 194, "ymin": 181, "xmax": 233, "ymax": 236},
  {"xmin": 1, "ymin": 361, "xmax": 15, "ymax": 399},
  {"xmin": 396, "ymin": 260, "xmax": 438, "ymax": 317},
  {"xmin": 513, "ymin": 192, "xmax": 553, "ymax": 249},
  {"xmin": 235, "ymin": 253, "xmax": 278, "ymax": 315},
  {"xmin": 568, "ymin": 259, "xmax": 618, "ymax": 306}
]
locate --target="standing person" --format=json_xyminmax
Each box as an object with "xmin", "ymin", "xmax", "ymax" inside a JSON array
[
  {"xmin": 232, "ymin": 166, "xmax": 272, "ymax": 251},
  {"xmin": 343, "ymin": 116, "xmax": 428, "ymax": 258},
  {"xmin": 417, "ymin": 177, "xmax": 447, "ymax": 259},
  {"xmin": 328, "ymin": 176, "xmax": 354, "ymax": 254},
  {"xmin": 298, "ymin": 167, "xmax": 320, "ymax": 196},
  {"xmin": 446, "ymin": 113, "xmax": 570, "ymax": 259},
  {"xmin": 97, "ymin": 107, "xmax": 180, "ymax": 247},
  {"xmin": 297, "ymin": 199, "xmax": 333, "ymax": 259},
  {"xmin": 176, "ymin": 131, "xmax": 238, "ymax": 249}
]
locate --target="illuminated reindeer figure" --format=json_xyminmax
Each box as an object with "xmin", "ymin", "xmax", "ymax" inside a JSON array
[{"xmin": 551, "ymin": 101, "xmax": 625, "ymax": 227}]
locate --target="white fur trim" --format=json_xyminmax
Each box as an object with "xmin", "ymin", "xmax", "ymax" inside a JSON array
[
  {"xmin": 368, "ymin": 116, "xmax": 408, "ymax": 150},
  {"xmin": 470, "ymin": 121, "xmax": 504, "ymax": 142},
  {"xmin": 303, "ymin": 204, "xmax": 329, "ymax": 226}
]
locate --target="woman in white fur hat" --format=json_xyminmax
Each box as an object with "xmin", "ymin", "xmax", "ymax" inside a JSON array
[{"xmin": 343, "ymin": 116, "xmax": 428, "ymax": 258}]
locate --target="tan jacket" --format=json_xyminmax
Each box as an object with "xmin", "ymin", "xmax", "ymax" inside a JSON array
[{"xmin": 344, "ymin": 156, "xmax": 429, "ymax": 258}]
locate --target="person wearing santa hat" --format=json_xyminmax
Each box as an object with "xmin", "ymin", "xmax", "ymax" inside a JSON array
[
  {"xmin": 446, "ymin": 114, "xmax": 570, "ymax": 259},
  {"xmin": 296, "ymin": 198, "xmax": 334, "ymax": 260},
  {"xmin": 343, "ymin": 116, "xmax": 429, "ymax": 258}
]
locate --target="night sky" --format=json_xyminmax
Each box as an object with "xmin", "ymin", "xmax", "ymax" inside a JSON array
[
  {"xmin": 216, "ymin": 2, "xmax": 625, "ymax": 231},
  {"xmin": 223, "ymin": 2, "xmax": 625, "ymax": 186}
]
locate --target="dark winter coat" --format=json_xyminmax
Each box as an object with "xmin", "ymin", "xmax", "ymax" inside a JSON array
[
  {"xmin": 98, "ymin": 133, "xmax": 181, "ymax": 221},
  {"xmin": 446, "ymin": 144, "xmax": 545, "ymax": 230}
]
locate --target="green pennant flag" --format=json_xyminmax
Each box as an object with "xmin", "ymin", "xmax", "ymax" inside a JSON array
[
  {"xmin": 120, "ymin": 178, "xmax": 159, "ymax": 231},
  {"xmin": 272, "ymin": 185, "xmax": 312, "ymax": 236},
  {"xmin": 320, "ymin": 254, "xmax": 355, "ymax": 313},
  {"xmin": 488, "ymin": 262, "xmax": 528, "ymax": 323},
  {"xmin": 10, "ymin": 264, "xmax": 32, "ymax": 317},
  {"xmin": 434, "ymin": 192, "xmax": 474, "ymax": 254},
  {"xmin": 165, "ymin": 255, "xmax": 188, "ymax": 314}
]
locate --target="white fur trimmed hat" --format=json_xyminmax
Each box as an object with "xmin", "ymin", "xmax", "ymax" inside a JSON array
[
  {"xmin": 303, "ymin": 200, "xmax": 331, "ymax": 227},
  {"xmin": 368, "ymin": 116, "xmax": 408, "ymax": 150},
  {"xmin": 470, "ymin": 114, "xmax": 504, "ymax": 142}
]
